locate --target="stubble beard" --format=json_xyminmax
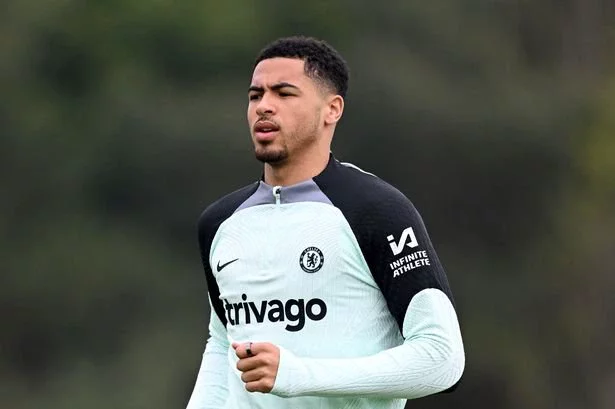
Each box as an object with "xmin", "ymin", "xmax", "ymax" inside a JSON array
[
  {"xmin": 254, "ymin": 143, "xmax": 289, "ymax": 164},
  {"xmin": 254, "ymin": 121, "xmax": 320, "ymax": 166}
]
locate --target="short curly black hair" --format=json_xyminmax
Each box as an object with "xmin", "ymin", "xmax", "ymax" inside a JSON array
[{"xmin": 254, "ymin": 36, "xmax": 349, "ymax": 98}]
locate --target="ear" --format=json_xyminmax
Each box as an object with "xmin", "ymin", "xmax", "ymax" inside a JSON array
[{"xmin": 324, "ymin": 95, "xmax": 344, "ymax": 126}]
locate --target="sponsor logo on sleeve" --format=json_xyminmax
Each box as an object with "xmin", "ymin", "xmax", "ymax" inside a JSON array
[
  {"xmin": 387, "ymin": 227, "xmax": 418, "ymax": 255},
  {"xmin": 386, "ymin": 227, "xmax": 431, "ymax": 278}
]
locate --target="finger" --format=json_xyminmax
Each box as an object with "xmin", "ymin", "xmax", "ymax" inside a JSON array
[
  {"xmin": 246, "ymin": 341, "xmax": 254, "ymax": 357},
  {"xmin": 235, "ymin": 342, "xmax": 257, "ymax": 359},
  {"xmin": 245, "ymin": 378, "xmax": 274, "ymax": 393},
  {"xmin": 233, "ymin": 342, "xmax": 246, "ymax": 358},
  {"xmin": 240, "ymin": 368, "xmax": 265, "ymax": 383},
  {"xmin": 236, "ymin": 356, "xmax": 261, "ymax": 372}
]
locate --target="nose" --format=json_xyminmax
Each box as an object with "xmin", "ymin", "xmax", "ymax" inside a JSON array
[{"xmin": 255, "ymin": 93, "xmax": 275, "ymax": 116}]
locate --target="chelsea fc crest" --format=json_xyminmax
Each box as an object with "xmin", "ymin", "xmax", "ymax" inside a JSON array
[{"xmin": 300, "ymin": 247, "xmax": 324, "ymax": 273}]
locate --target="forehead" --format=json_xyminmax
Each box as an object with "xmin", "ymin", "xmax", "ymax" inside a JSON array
[{"xmin": 250, "ymin": 57, "xmax": 309, "ymax": 87}]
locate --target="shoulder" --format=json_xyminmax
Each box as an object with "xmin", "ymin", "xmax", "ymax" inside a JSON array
[
  {"xmin": 198, "ymin": 182, "xmax": 260, "ymax": 235},
  {"xmin": 314, "ymin": 158, "xmax": 415, "ymax": 218}
]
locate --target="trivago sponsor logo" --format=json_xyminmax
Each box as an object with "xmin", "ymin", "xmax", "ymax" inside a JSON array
[{"xmin": 222, "ymin": 294, "xmax": 327, "ymax": 332}]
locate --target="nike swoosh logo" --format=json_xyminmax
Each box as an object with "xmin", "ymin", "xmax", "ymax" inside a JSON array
[{"xmin": 216, "ymin": 258, "xmax": 239, "ymax": 272}]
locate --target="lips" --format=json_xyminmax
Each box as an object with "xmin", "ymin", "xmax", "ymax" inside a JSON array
[
  {"xmin": 253, "ymin": 120, "xmax": 280, "ymax": 142},
  {"xmin": 254, "ymin": 120, "xmax": 280, "ymax": 133}
]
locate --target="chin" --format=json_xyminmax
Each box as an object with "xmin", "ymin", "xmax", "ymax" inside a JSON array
[{"xmin": 255, "ymin": 148, "xmax": 288, "ymax": 164}]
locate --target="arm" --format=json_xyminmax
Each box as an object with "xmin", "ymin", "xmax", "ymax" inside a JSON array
[
  {"xmin": 186, "ymin": 299, "xmax": 230, "ymax": 409},
  {"xmin": 189, "ymin": 183, "xmax": 262, "ymax": 406},
  {"xmin": 270, "ymin": 288, "xmax": 464, "ymax": 398}
]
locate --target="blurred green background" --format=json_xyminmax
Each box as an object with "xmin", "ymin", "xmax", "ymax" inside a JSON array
[{"xmin": 2, "ymin": 1, "xmax": 614, "ymax": 408}]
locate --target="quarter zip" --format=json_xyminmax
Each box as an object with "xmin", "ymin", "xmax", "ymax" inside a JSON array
[{"xmin": 273, "ymin": 186, "xmax": 282, "ymax": 205}]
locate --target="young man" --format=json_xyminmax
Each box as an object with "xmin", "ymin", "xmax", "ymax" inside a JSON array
[{"xmin": 186, "ymin": 36, "xmax": 465, "ymax": 409}]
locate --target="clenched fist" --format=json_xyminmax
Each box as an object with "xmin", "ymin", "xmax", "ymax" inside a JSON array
[{"xmin": 232, "ymin": 341, "xmax": 281, "ymax": 393}]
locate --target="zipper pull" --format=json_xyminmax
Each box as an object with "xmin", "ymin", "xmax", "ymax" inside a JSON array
[{"xmin": 273, "ymin": 186, "xmax": 281, "ymax": 205}]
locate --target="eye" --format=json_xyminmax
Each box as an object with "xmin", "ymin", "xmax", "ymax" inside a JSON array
[
  {"xmin": 249, "ymin": 94, "xmax": 261, "ymax": 101},
  {"xmin": 279, "ymin": 92, "xmax": 292, "ymax": 97}
]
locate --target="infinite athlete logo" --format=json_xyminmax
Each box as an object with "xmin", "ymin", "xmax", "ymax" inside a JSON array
[
  {"xmin": 387, "ymin": 227, "xmax": 419, "ymax": 256},
  {"xmin": 387, "ymin": 227, "xmax": 431, "ymax": 278},
  {"xmin": 299, "ymin": 247, "xmax": 324, "ymax": 273}
]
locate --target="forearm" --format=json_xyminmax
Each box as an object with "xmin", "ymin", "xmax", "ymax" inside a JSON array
[
  {"xmin": 271, "ymin": 289, "xmax": 465, "ymax": 399},
  {"xmin": 186, "ymin": 305, "xmax": 230, "ymax": 409}
]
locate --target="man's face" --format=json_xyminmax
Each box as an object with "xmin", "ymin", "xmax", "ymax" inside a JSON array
[{"xmin": 247, "ymin": 57, "xmax": 326, "ymax": 165}]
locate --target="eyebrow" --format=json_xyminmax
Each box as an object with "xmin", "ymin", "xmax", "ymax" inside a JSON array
[{"xmin": 248, "ymin": 82, "xmax": 300, "ymax": 93}]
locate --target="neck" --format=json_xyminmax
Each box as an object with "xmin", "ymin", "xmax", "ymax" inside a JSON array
[{"xmin": 263, "ymin": 147, "xmax": 330, "ymax": 186}]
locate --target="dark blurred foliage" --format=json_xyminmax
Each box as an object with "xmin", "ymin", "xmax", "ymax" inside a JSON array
[{"xmin": 1, "ymin": 1, "xmax": 614, "ymax": 408}]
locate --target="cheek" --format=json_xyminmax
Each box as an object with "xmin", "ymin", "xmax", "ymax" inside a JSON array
[
  {"xmin": 305, "ymin": 105, "xmax": 323, "ymax": 129},
  {"xmin": 294, "ymin": 104, "xmax": 317, "ymax": 125}
]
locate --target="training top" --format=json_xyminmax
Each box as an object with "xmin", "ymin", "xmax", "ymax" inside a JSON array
[{"xmin": 186, "ymin": 154, "xmax": 465, "ymax": 409}]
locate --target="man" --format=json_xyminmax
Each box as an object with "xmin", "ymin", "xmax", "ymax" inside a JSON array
[{"xmin": 186, "ymin": 36, "xmax": 465, "ymax": 409}]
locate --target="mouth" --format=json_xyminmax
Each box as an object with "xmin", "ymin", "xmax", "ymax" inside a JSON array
[{"xmin": 253, "ymin": 120, "xmax": 280, "ymax": 142}]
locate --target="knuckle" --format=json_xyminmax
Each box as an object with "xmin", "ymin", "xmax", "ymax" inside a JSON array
[
  {"xmin": 253, "ymin": 368, "xmax": 264, "ymax": 379},
  {"xmin": 252, "ymin": 383, "xmax": 263, "ymax": 393}
]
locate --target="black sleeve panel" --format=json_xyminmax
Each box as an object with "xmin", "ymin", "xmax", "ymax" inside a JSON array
[
  {"xmin": 197, "ymin": 182, "xmax": 260, "ymax": 326},
  {"xmin": 314, "ymin": 159, "xmax": 456, "ymax": 333}
]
